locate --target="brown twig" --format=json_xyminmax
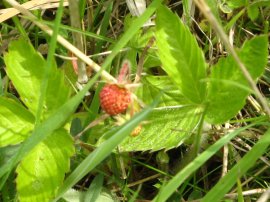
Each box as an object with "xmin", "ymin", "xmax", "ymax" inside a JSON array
[
  {"xmin": 0, "ymin": 0, "xmax": 69, "ymax": 23},
  {"xmin": 225, "ymin": 189, "xmax": 267, "ymax": 199},
  {"xmin": 189, "ymin": 188, "xmax": 268, "ymax": 202},
  {"xmin": 112, "ymin": 173, "xmax": 161, "ymax": 192},
  {"xmin": 134, "ymin": 36, "xmax": 155, "ymax": 83},
  {"xmin": 221, "ymin": 144, "xmax": 228, "ymax": 177},
  {"xmin": 257, "ymin": 188, "xmax": 270, "ymax": 202},
  {"xmin": 68, "ymin": 0, "xmax": 88, "ymax": 84},
  {"xmin": 74, "ymin": 114, "xmax": 110, "ymax": 140}
]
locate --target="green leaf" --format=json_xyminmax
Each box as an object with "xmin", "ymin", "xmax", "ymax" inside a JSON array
[
  {"xmin": 0, "ymin": 71, "xmax": 98, "ymax": 186},
  {"xmin": 219, "ymin": 2, "xmax": 233, "ymax": 13},
  {"xmin": 0, "ymin": 97, "xmax": 34, "ymax": 147},
  {"xmin": 247, "ymin": 0, "xmax": 270, "ymax": 21},
  {"xmin": 62, "ymin": 61, "xmax": 78, "ymax": 87},
  {"xmin": 119, "ymin": 105, "xmax": 202, "ymax": 151},
  {"xmin": 61, "ymin": 188, "xmax": 118, "ymax": 202},
  {"xmin": 16, "ymin": 129, "xmax": 74, "ymax": 202},
  {"xmin": 156, "ymin": 6, "xmax": 207, "ymax": 104},
  {"xmin": 202, "ymin": 127, "xmax": 270, "ymax": 201},
  {"xmin": 137, "ymin": 76, "xmax": 190, "ymax": 107},
  {"xmin": 4, "ymin": 39, "xmax": 71, "ymax": 120},
  {"xmin": 206, "ymin": 35, "xmax": 268, "ymax": 124},
  {"xmin": 226, "ymin": 0, "xmax": 247, "ymax": 8},
  {"xmin": 247, "ymin": 5, "xmax": 259, "ymax": 21}
]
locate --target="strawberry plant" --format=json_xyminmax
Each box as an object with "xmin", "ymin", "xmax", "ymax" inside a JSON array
[
  {"xmin": 1, "ymin": 0, "xmax": 270, "ymax": 201},
  {"xmin": 1, "ymin": 39, "xmax": 74, "ymax": 201}
]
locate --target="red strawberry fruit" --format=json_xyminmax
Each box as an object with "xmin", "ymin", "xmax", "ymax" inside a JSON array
[{"xmin": 99, "ymin": 84, "xmax": 131, "ymax": 115}]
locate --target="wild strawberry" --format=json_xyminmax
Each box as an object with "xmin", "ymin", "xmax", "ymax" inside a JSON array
[{"xmin": 99, "ymin": 84, "xmax": 131, "ymax": 115}]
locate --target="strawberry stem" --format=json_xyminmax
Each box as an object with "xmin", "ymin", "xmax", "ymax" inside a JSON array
[{"xmin": 117, "ymin": 60, "xmax": 130, "ymax": 83}]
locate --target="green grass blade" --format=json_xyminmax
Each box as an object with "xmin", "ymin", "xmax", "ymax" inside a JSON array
[
  {"xmin": 35, "ymin": 0, "xmax": 64, "ymax": 124},
  {"xmin": 95, "ymin": 1, "xmax": 113, "ymax": 53},
  {"xmin": 0, "ymin": 72, "xmax": 3, "ymax": 95},
  {"xmin": 202, "ymin": 128, "xmax": 270, "ymax": 201},
  {"xmin": 53, "ymin": 103, "xmax": 157, "ymax": 201},
  {"xmin": 153, "ymin": 124, "xmax": 255, "ymax": 202},
  {"xmin": 79, "ymin": 0, "xmax": 87, "ymax": 18},
  {"xmin": 205, "ymin": 0, "xmax": 221, "ymax": 23},
  {"xmin": 42, "ymin": 21, "xmax": 115, "ymax": 43},
  {"xmin": 11, "ymin": 16, "xmax": 28, "ymax": 39},
  {"xmin": 84, "ymin": 174, "xmax": 104, "ymax": 202},
  {"xmin": 237, "ymin": 179, "xmax": 244, "ymax": 202},
  {"xmin": 101, "ymin": 0, "xmax": 163, "ymax": 71}
]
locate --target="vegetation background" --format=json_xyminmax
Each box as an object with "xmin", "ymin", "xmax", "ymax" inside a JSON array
[{"xmin": 0, "ymin": 0, "xmax": 270, "ymax": 201}]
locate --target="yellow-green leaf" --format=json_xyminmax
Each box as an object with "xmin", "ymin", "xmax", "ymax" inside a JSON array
[
  {"xmin": 16, "ymin": 129, "xmax": 74, "ymax": 202},
  {"xmin": 0, "ymin": 97, "xmax": 34, "ymax": 147}
]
